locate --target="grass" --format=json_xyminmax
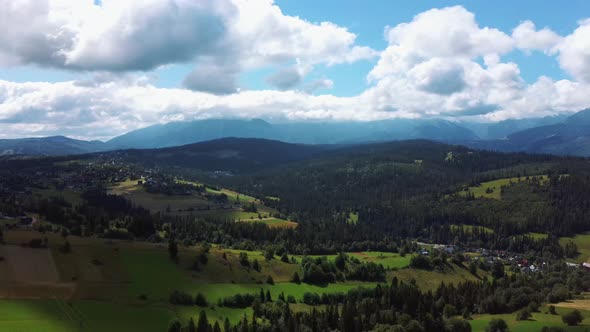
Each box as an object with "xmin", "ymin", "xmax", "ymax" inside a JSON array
[
  {"xmin": 389, "ymin": 264, "xmax": 487, "ymax": 291},
  {"xmin": 204, "ymin": 187, "xmax": 257, "ymax": 205},
  {"xmin": 120, "ymin": 246, "xmax": 377, "ymax": 305},
  {"xmin": 108, "ymin": 180, "xmax": 297, "ymax": 227},
  {"xmin": 527, "ymin": 232, "xmax": 549, "ymax": 240},
  {"xmin": 471, "ymin": 305, "xmax": 590, "ymax": 332},
  {"xmin": 0, "ymin": 231, "xmax": 501, "ymax": 329},
  {"xmin": 236, "ymin": 217, "xmax": 298, "ymax": 228},
  {"xmin": 348, "ymin": 252, "xmax": 410, "ymax": 269},
  {"xmin": 0, "ymin": 300, "xmax": 176, "ymax": 332},
  {"xmin": 122, "ymin": 247, "xmax": 189, "ymax": 302},
  {"xmin": 560, "ymin": 233, "xmax": 590, "ymax": 263},
  {"xmin": 451, "ymin": 224, "xmax": 494, "ymax": 234},
  {"xmin": 188, "ymin": 281, "xmax": 378, "ymax": 305},
  {"xmin": 295, "ymin": 252, "xmax": 411, "ymax": 270},
  {"xmin": 33, "ymin": 187, "xmax": 83, "ymax": 206},
  {"xmin": 108, "ymin": 180, "xmax": 210, "ymax": 214},
  {"xmin": 459, "ymin": 175, "xmax": 549, "ymax": 200}
]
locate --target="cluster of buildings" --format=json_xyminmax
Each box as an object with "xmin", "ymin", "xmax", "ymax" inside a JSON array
[{"xmin": 418, "ymin": 243, "xmax": 553, "ymax": 274}]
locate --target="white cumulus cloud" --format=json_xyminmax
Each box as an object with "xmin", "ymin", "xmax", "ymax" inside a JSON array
[{"xmin": 512, "ymin": 20, "xmax": 562, "ymax": 53}]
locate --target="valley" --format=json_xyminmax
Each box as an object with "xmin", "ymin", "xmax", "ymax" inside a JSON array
[{"xmin": 0, "ymin": 138, "xmax": 590, "ymax": 331}]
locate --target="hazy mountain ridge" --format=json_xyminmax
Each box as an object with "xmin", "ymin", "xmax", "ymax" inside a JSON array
[
  {"xmin": 463, "ymin": 109, "xmax": 590, "ymax": 156},
  {"xmin": 0, "ymin": 136, "xmax": 109, "ymax": 156},
  {"xmin": 2, "ymin": 109, "xmax": 590, "ymax": 157},
  {"xmin": 108, "ymin": 118, "xmax": 480, "ymax": 148}
]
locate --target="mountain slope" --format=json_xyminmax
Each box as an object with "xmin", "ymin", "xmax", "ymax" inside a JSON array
[
  {"xmin": 108, "ymin": 118, "xmax": 478, "ymax": 148},
  {"xmin": 0, "ymin": 136, "xmax": 109, "ymax": 156},
  {"xmin": 108, "ymin": 119, "xmax": 276, "ymax": 149},
  {"xmin": 107, "ymin": 137, "xmax": 330, "ymax": 173},
  {"xmin": 462, "ymin": 115, "xmax": 568, "ymax": 140},
  {"xmin": 463, "ymin": 109, "xmax": 590, "ymax": 156}
]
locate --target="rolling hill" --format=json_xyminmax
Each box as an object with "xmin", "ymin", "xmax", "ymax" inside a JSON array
[
  {"xmin": 0, "ymin": 136, "xmax": 109, "ymax": 156},
  {"xmin": 106, "ymin": 137, "xmax": 330, "ymax": 173}
]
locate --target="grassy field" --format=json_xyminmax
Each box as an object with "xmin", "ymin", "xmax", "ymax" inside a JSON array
[
  {"xmin": 108, "ymin": 179, "xmax": 210, "ymax": 213},
  {"xmin": 33, "ymin": 187, "xmax": 83, "ymax": 206},
  {"xmin": 390, "ymin": 264, "xmax": 487, "ymax": 291},
  {"xmin": 0, "ymin": 230, "xmax": 506, "ymax": 330},
  {"xmin": 459, "ymin": 175, "xmax": 549, "ymax": 200},
  {"xmin": 348, "ymin": 252, "xmax": 410, "ymax": 269},
  {"xmin": 451, "ymin": 224, "xmax": 494, "ymax": 234},
  {"xmin": 471, "ymin": 305, "xmax": 590, "ymax": 332},
  {"xmin": 560, "ymin": 233, "xmax": 590, "ymax": 263},
  {"xmin": 297, "ymin": 251, "xmax": 411, "ymax": 270},
  {"xmin": 527, "ymin": 232, "xmax": 549, "ymax": 240},
  {"xmin": 0, "ymin": 299, "xmax": 176, "ymax": 332},
  {"xmin": 236, "ymin": 217, "xmax": 298, "ymax": 228},
  {"xmin": 109, "ymin": 180, "xmax": 297, "ymax": 228}
]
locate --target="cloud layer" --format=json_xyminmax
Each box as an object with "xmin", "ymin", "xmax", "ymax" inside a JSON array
[{"xmin": 1, "ymin": 2, "xmax": 590, "ymax": 139}]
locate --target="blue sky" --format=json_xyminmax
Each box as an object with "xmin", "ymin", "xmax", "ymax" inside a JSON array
[
  {"xmin": 1, "ymin": 0, "xmax": 590, "ymax": 139},
  {"xmin": 273, "ymin": 0, "xmax": 588, "ymax": 96}
]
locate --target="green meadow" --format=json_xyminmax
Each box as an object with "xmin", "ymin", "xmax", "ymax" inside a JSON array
[
  {"xmin": 471, "ymin": 305, "xmax": 590, "ymax": 332},
  {"xmin": 560, "ymin": 233, "xmax": 590, "ymax": 263},
  {"xmin": 459, "ymin": 175, "xmax": 549, "ymax": 200}
]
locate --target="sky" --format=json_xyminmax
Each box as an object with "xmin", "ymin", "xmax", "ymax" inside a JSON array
[{"xmin": 1, "ymin": 0, "xmax": 590, "ymax": 140}]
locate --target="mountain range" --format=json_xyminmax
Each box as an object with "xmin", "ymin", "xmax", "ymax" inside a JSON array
[{"xmin": 2, "ymin": 109, "xmax": 589, "ymax": 157}]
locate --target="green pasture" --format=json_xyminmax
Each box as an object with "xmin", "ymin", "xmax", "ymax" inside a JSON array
[
  {"xmin": 459, "ymin": 175, "xmax": 549, "ymax": 200},
  {"xmin": 560, "ymin": 233, "xmax": 590, "ymax": 263},
  {"xmin": 0, "ymin": 299, "xmax": 175, "ymax": 332},
  {"xmin": 471, "ymin": 306, "xmax": 590, "ymax": 332}
]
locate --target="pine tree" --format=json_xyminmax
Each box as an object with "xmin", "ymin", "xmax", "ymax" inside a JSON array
[
  {"xmin": 223, "ymin": 318, "xmax": 231, "ymax": 332},
  {"xmin": 168, "ymin": 320, "xmax": 181, "ymax": 332},
  {"xmin": 197, "ymin": 310, "xmax": 209, "ymax": 332},
  {"xmin": 187, "ymin": 317, "xmax": 196, "ymax": 332}
]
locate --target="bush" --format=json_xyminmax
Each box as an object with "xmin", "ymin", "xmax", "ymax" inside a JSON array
[
  {"xmin": 302, "ymin": 292, "xmax": 321, "ymax": 305},
  {"xmin": 252, "ymin": 259, "xmax": 260, "ymax": 272},
  {"xmin": 239, "ymin": 252, "xmax": 249, "ymax": 267},
  {"xmin": 281, "ymin": 253, "xmax": 289, "ymax": 263},
  {"xmin": 291, "ymin": 272, "xmax": 301, "ymax": 284},
  {"xmin": 409, "ymin": 255, "xmax": 431, "ymax": 270},
  {"xmin": 169, "ymin": 290, "xmax": 193, "ymax": 306},
  {"xmin": 485, "ymin": 318, "xmax": 508, "ymax": 332},
  {"xmin": 515, "ymin": 308, "xmax": 531, "ymax": 321},
  {"xmin": 562, "ymin": 310, "xmax": 583, "ymax": 326},
  {"xmin": 194, "ymin": 293, "xmax": 208, "ymax": 307},
  {"xmin": 444, "ymin": 318, "xmax": 471, "ymax": 332},
  {"xmin": 221, "ymin": 293, "xmax": 256, "ymax": 308},
  {"xmin": 266, "ymin": 275, "xmax": 274, "ymax": 285}
]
